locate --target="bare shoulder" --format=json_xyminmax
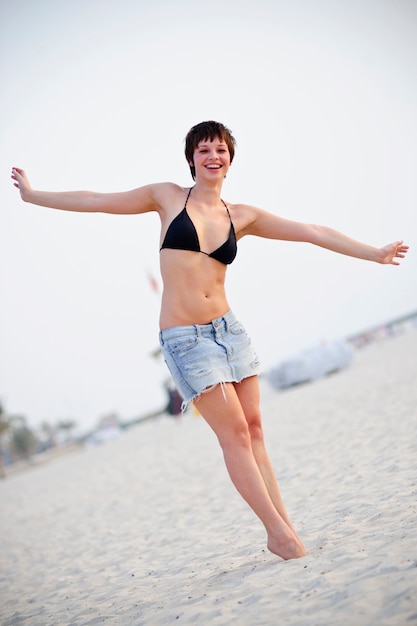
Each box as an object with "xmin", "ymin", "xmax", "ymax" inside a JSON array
[
  {"xmin": 121, "ymin": 181, "xmax": 182, "ymax": 214},
  {"xmin": 226, "ymin": 201, "xmax": 265, "ymax": 238}
]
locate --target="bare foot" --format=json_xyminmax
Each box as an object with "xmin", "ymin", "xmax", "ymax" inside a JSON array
[
  {"xmin": 267, "ymin": 535, "xmax": 307, "ymax": 560},
  {"xmin": 278, "ymin": 514, "xmax": 305, "ymax": 551}
]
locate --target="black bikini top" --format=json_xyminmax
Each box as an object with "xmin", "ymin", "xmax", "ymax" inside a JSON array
[{"xmin": 160, "ymin": 188, "xmax": 237, "ymax": 265}]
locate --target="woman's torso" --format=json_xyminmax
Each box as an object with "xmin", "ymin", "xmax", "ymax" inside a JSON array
[{"xmin": 158, "ymin": 185, "xmax": 235, "ymax": 329}]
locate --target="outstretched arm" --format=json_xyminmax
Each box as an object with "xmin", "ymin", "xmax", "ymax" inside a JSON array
[
  {"xmin": 238, "ymin": 205, "xmax": 409, "ymax": 266},
  {"xmin": 11, "ymin": 167, "xmax": 160, "ymax": 215},
  {"xmin": 308, "ymin": 224, "xmax": 408, "ymax": 265}
]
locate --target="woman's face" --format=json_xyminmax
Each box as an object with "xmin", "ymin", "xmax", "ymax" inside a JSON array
[{"xmin": 191, "ymin": 137, "xmax": 231, "ymax": 181}]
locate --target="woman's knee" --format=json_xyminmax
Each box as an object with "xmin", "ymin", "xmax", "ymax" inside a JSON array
[
  {"xmin": 218, "ymin": 418, "xmax": 252, "ymax": 451},
  {"xmin": 247, "ymin": 412, "xmax": 264, "ymax": 442}
]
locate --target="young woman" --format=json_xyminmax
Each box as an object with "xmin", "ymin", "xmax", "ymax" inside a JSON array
[{"xmin": 11, "ymin": 121, "xmax": 408, "ymax": 560}]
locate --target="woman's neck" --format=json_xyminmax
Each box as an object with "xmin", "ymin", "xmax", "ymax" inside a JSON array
[{"xmin": 191, "ymin": 179, "xmax": 224, "ymax": 203}]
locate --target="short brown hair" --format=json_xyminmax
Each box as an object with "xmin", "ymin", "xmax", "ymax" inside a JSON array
[{"xmin": 185, "ymin": 121, "xmax": 236, "ymax": 180}]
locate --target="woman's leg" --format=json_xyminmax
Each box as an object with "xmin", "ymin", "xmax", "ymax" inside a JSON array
[
  {"xmin": 233, "ymin": 376, "xmax": 305, "ymax": 547},
  {"xmin": 194, "ymin": 383, "xmax": 305, "ymax": 559}
]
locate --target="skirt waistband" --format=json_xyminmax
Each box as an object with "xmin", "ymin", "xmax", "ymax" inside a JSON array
[{"xmin": 159, "ymin": 310, "xmax": 236, "ymax": 345}]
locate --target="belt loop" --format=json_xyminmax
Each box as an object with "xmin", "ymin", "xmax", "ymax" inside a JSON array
[
  {"xmin": 159, "ymin": 330, "xmax": 164, "ymax": 346},
  {"xmin": 194, "ymin": 323, "xmax": 201, "ymax": 338}
]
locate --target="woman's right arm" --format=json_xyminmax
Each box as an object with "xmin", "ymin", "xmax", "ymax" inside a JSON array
[{"xmin": 11, "ymin": 167, "xmax": 161, "ymax": 215}]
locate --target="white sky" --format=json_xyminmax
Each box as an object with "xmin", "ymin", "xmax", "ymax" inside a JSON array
[{"xmin": 1, "ymin": 0, "xmax": 416, "ymax": 434}]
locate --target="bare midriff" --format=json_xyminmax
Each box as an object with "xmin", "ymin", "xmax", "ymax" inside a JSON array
[{"xmin": 159, "ymin": 249, "xmax": 230, "ymax": 329}]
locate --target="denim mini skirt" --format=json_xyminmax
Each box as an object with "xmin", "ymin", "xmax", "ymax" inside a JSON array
[{"xmin": 159, "ymin": 310, "xmax": 262, "ymax": 411}]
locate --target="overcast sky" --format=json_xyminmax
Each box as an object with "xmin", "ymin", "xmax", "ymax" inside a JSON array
[{"xmin": 1, "ymin": 0, "xmax": 416, "ymax": 433}]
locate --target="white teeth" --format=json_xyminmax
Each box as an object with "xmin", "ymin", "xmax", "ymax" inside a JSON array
[{"xmin": 207, "ymin": 165, "xmax": 220, "ymax": 169}]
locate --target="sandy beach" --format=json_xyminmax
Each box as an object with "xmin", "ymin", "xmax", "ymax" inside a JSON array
[{"xmin": 1, "ymin": 329, "xmax": 417, "ymax": 626}]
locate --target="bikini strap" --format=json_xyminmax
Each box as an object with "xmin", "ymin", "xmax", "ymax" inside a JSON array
[
  {"xmin": 184, "ymin": 187, "xmax": 193, "ymax": 208},
  {"xmin": 221, "ymin": 198, "xmax": 231, "ymax": 220},
  {"xmin": 185, "ymin": 189, "xmax": 230, "ymax": 220}
]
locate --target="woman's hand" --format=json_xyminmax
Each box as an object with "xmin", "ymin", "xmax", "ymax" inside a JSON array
[
  {"xmin": 11, "ymin": 167, "xmax": 32, "ymax": 201},
  {"xmin": 378, "ymin": 241, "xmax": 409, "ymax": 265}
]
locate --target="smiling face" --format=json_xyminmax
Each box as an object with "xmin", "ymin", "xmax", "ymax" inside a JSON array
[
  {"xmin": 192, "ymin": 138, "xmax": 231, "ymax": 181},
  {"xmin": 184, "ymin": 121, "xmax": 236, "ymax": 180}
]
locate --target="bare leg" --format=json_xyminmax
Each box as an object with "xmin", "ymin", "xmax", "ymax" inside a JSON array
[
  {"xmin": 233, "ymin": 376, "xmax": 305, "ymax": 548},
  {"xmin": 195, "ymin": 383, "xmax": 305, "ymax": 559}
]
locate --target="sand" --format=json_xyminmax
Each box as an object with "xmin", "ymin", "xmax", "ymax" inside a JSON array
[{"xmin": 1, "ymin": 329, "xmax": 417, "ymax": 626}]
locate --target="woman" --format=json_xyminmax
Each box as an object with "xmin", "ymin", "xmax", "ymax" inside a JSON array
[{"xmin": 11, "ymin": 121, "xmax": 408, "ymax": 560}]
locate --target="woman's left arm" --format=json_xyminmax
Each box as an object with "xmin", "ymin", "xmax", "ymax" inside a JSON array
[
  {"xmin": 303, "ymin": 224, "xmax": 408, "ymax": 265},
  {"xmin": 238, "ymin": 205, "xmax": 409, "ymax": 265}
]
